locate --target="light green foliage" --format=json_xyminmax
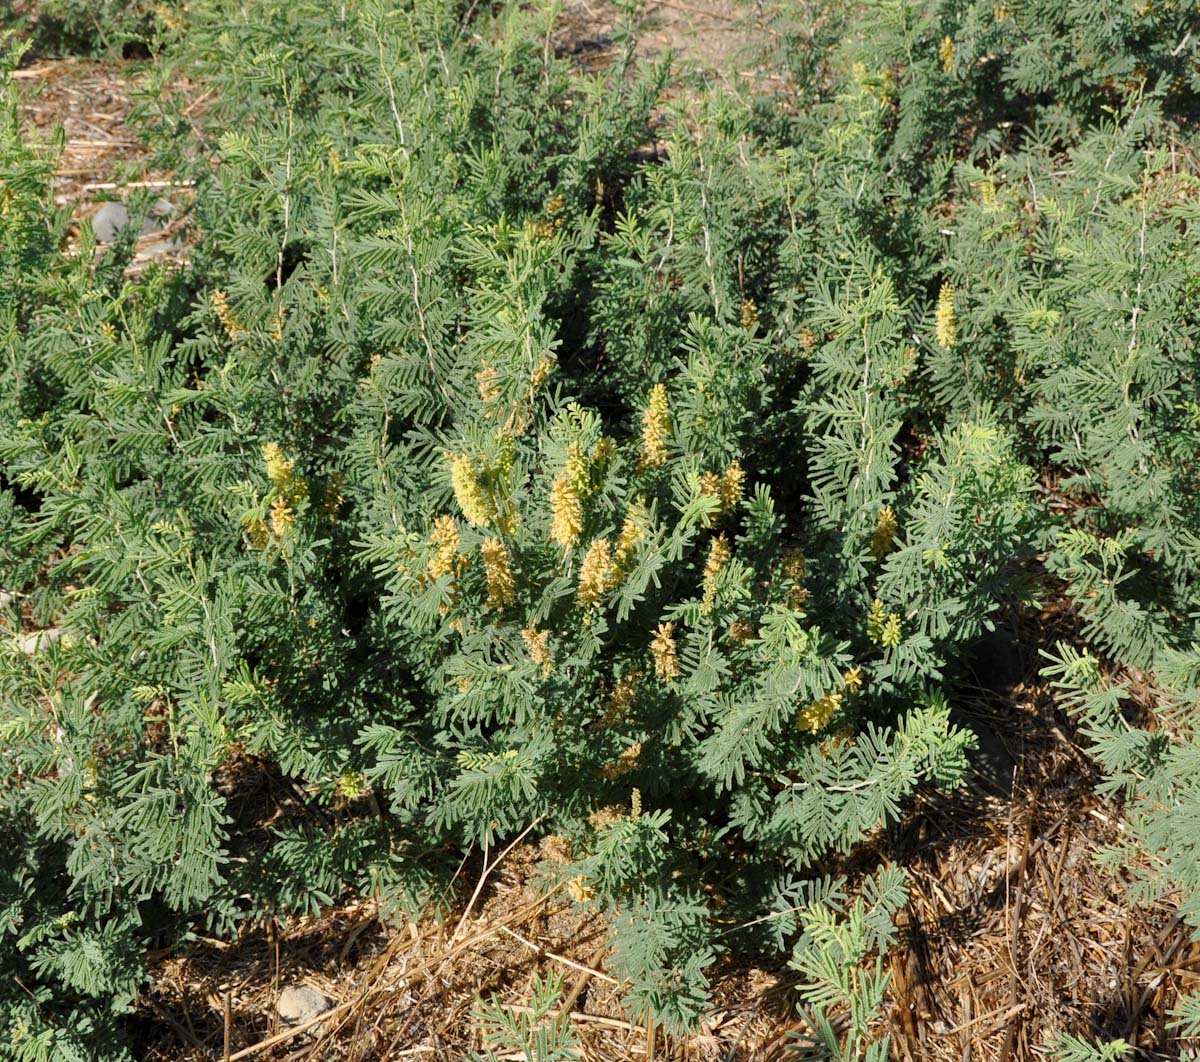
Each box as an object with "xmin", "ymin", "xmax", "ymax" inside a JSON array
[
  {"xmin": 1053, "ymin": 1033, "xmax": 1133, "ymax": 1062},
  {"xmin": 1, "ymin": 0, "xmax": 1199, "ymax": 1057},
  {"xmin": 471, "ymin": 972, "xmax": 581, "ymax": 1062},
  {"xmin": 787, "ymin": 866, "xmax": 908, "ymax": 1062}
]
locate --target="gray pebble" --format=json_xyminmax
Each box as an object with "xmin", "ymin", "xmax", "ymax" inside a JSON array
[
  {"xmin": 145, "ymin": 198, "xmax": 175, "ymax": 230},
  {"xmin": 91, "ymin": 202, "xmax": 130, "ymax": 243},
  {"xmin": 91, "ymin": 198, "xmax": 176, "ymax": 243},
  {"xmin": 277, "ymin": 985, "xmax": 332, "ymax": 1027},
  {"xmin": 135, "ymin": 236, "xmax": 185, "ymax": 260}
]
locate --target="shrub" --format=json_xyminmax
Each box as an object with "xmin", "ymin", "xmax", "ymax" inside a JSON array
[{"xmin": 1, "ymin": 0, "xmax": 1199, "ymax": 1057}]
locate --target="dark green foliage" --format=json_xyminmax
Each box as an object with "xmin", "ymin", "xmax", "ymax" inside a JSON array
[
  {"xmin": 6, "ymin": 0, "xmax": 179, "ymax": 58},
  {"xmin": 2, "ymin": 0, "xmax": 1200, "ymax": 1057}
]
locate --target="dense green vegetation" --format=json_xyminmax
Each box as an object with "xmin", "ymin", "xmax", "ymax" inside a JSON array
[{"xmin": 2, "ymin": 1, "xmax": 1200, "ymax": 1058}]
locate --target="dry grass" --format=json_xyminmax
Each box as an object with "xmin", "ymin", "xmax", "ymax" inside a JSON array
[{"xmin": 872, "ymin": 604, "xmax": 1200, "ymax": 1062}]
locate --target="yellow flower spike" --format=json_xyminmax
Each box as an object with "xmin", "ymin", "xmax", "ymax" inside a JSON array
[
  {"xmin": 881, "ymin": 613, "xmax": 903, "ymax": 648},
  {"xmin": 701, "ymin": 534, "xmax": 732, "ymax": 615},
  {"xmin": 821, "ymin": 725, "xmax": 857, "ymax": 759},
  {"xmin": 601, "ymin": 668, "xmax": 641, "ymax": 727},
  {"xmin": 935, "ymin": 280, "xmax": 957, "ymax": 351},
  {"xmin": 336, "ymin": 771, "xmax": 368, "ymax": 799},
  {"xmin": 650, "ymin": 621, "xmax": 680, "ymax": 681},
  {"xmin": 782, "ymin": 547, "xmax": 809, "ymax": 610},
  {"xmin": 843, "ymin": 666, "xmax": 864, "ymax": 693},
  {"xmin": 699, "ymin": 471, "xmax": 723, "ymax": 525},
  {"xmin": 639, "ymin": 384, "xmax": 671, "ymax": 470},
  {"xmin": 495, "ymin": 504, "xmax": 521, "ymax": 538},
  {"xmin": 549, "ymin": 468, "xmax": 584, "ymax": 549},
  {"xmin": 427, "ymin": 515, "xmax": 461, "ymax": 581},
  {"xmin": 322, "ymin": 474, "xmax": 345, "ymax": 522},
  {"xmin": 567, "ymin": 876, "xmax": 596, "ymax": 903},
  {"xmin": 212, "ymin": 289, "xmax": 247, "ymax": 342},
  {"xmin": 565, "ymin": 441, "xmax": 589, "ymax": 493},
  {"xmin": 599, "ymin": 741, "xmax": 643, "ymax": 780},
  {"xmin": 269, "ymin": 495, "xmax": 295, "ymax": 538},
  {"xmin": 530, "ymin": 355, "xmax": 555, "ymax": 394},
  {"xmin": 740, "ymin": 299, "xmax": 759, "ymax": 331},
  {"xmin": 870, "ymin": 505, "xmax": 899, "ymax": 560},
  {"xmin": 592, "ymin": 436, "xmax": 618, "ymax": 469},
  {"xmin": 728, "ymin": 618, "xmax": 755, "ymax": 643},
  {"xmin": 477, "ymin": 361, "xmax": 500, "ymax": 404},
  {"xmin": 630, "ymin": 788, "xmax": 642, "ymax": 819},
  {"xmin": 798, "ymin": 693, "xmax": 841, "ymax": 733},
  {"xmin": 782, "ymin": 548, "xmax": 806, "ymax": 582},
  {"xmin": 577, "ymin": 537, "xmax": 616, "ymax": 609},
  {"xmin": 448, "ymin": 453, "xmax": 494, "ymax": 528},
  {"xmin": 521, "ymin": 624, "xmax": 554, "ymax": 677},
  {"xmin": 939, "ymin": 35, "xmax": 956, "ymax": 74},
  {"xmin": 481, "ymin": 537, "xmax": 516, "ymax": 610},
  {"xmin": 245, "ymin": 517, "xmax": 269, "ymax": 550},
  {"xmin": 263, "ymin": 443, "xmax": 295, "ymax": 490},
  {"xmin": 720, "ymin": 460, "xmax": 746, "ymax": 514},
  {"xmin": 615, "ymin": 497, "xmax": 650, "ymax": 570},
  {"xmin": 867, "ymin": 598, "xmax": 887, "ymax": 643}
]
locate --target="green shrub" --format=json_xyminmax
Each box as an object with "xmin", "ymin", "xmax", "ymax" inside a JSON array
[
  {"xmin": 2, "ymin": 0, "xmax": 1199, "ymax": 1057},
  {"xmin": 4, "ymin": 0, "xmax": 182, "ymax": 58}
]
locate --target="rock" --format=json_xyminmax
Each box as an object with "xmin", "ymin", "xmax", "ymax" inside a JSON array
[
  {"xmin": 134, "ymin": 236, "xmax": 185, "ymax": 260},
  {"xmin": 277, "ymin": 986, "xmax": 332, "ymax": 1027},
  {"xmin": 91, "ymin": 198, "xmax": 175, "ymax": 243},
  {"xmin": 144, "ymin": 198, "xmax": 176, "ymax": 231},
  {"xmin": 91, "ymin": 202, "xmax": 130, "ymax": 243},
  {"xmin": 18, "ymin": 628, "xmax": 63, "ymax": 655}
]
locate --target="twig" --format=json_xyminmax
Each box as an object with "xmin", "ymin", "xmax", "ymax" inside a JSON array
[
  {"xmin": 147, "ymin": 1000, "xmax": 208, "ymax": 1054},
  {"xmin": 499, "ymin": 927, "xmax": 618, "ymax": 984},
  {"xmin": 223, "ymin": 990, "xmax": 233, "ymax": 1062},
  {"xmin": 997, "ymin": 797, "xmax": 1037, "ymax": 1062},
  {"xmin": 82, "ymin": 179, "xmax": 195, "ymax": 190},
  {"xmin": 67, "ymin": 138, "xmax": 137, "ymax": 147},
  {"xmin": 506, "ymin": 1004, "xmax": 640, "ymax": 1032},
  {"xmin": 559, "ymin": 943, "xmax": 610, "ymax": 1017},
  {"xmin": 449, "ymin": 816, "xmax": 545, "ymax": 944},
  {"xmin": 941, "ymin": 1002, "xmax": 1025, "ymax": 1036}
]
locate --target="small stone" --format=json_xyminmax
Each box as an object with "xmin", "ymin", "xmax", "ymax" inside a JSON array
[
  {"xmin": 135, "ymin": 236, "xmax": 185, "ymax": 260},
  {"xmin": 19, "ymin": 628, "xmax": 62, "ymax": 655},
  {"xmin": 91, "ymin": 198, "xmax": 176, "ymax": 243},
  {"xmin": 277, "ymin": 986, "xmax": 332, "ymax": 1027},
  {"xmin": 146, "ymin": 197, "xmax": 175, "ymax": 227},
  {"xmin": 91, "ymin": 202, "xmax": 130, "ymax": 243}
]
